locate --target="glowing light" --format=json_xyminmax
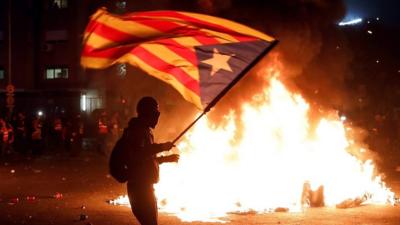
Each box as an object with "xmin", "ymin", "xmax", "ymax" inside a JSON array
[
  {"xmin": 368, "ymin": 30, "xmax": 373, "ymax": 35},
  {"xmin": 112, "ymin": 62, "xmax": 395, "ymax": 222},
  {"xmin": 340, "ymin": 115, "xmax": 347, "ymax": 121},
  {"xmin": 338, "ymin": 18, "xmax": 363, "ymax": 26},
  {"xmin": 81, "ymin": 94, "xmax": 87, "ymax": 111},
  {"xmin": 37, "ymin": 111, "xmax": 43, "ymax": 117}
]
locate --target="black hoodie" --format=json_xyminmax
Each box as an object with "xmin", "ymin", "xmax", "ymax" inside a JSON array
[{"xmin": 125, "ymin": 117, "xmax": 163, "ymax": 185}]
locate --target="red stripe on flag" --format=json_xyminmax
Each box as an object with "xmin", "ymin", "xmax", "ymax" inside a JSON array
[
  {"xmin": 132, "ymin": 11, "xmax": 255, "ymax": 42},
  {"xmin": 152, "ymin": 39, "xmax": 197, "ymax": 65},
  {"xmin": 133, "ymin": 46, "xmax": 200, "ymax": 95},
  {"xmin": 81, "ymin": 45, "xmax": 136, "ymax": 59},
  {"xmin": 89, "ymin": 20, "xmax": 143, "ymax": 44},
  {"xmin": 135, "ymin": 19, "xmax": 222, "ymax": 45}
]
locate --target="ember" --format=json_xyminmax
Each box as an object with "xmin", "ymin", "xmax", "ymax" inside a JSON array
[{"xmin": 112, "ymin": 65, "xmax": 395, "ymax": 222}]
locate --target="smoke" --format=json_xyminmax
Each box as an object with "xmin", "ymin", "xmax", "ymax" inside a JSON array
[{"xmin": 162, "ymin": 0, "xmax": 353, "ymax": 133}]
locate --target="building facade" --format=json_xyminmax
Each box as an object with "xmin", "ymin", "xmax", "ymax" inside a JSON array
[{"xmin": 0, "ymin": 0, "xmax": 127, "ymax": 118}]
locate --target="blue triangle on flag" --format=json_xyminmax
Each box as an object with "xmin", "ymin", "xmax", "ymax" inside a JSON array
[{"xmin": 195, "ymin": 40, "xmax": 272, "ymax": 108}]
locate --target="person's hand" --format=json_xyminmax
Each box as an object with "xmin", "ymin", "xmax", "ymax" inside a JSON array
[
  {"xmin": 165, "ymin": 154, "xmax": 180, "ymax": 163},
  {"xmin": 160, "ymin": 142, "xmax": 175, "ymax": 151}
]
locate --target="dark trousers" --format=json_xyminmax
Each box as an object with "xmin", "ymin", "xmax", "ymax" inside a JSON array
[{"xmin": 127, "ymin": 182, "xmax": 158, "ymax": 225}]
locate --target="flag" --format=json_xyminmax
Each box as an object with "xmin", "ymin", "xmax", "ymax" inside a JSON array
[{"xmin": 81, "ymin": 8, "xmax": 277, "ymax": 110}]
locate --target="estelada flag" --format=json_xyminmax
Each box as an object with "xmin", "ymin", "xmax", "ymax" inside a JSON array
[{"xmin": 81, "ymin": 8, "xmax": 277, "ymax": 110}]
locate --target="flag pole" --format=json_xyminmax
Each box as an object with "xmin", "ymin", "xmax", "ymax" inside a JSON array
[{"xmin": 172, "ymin": 40, "xmax": 278, "ymax": 144}]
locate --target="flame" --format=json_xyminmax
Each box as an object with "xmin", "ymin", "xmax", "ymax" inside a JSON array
[{"xmin": 112, "ymin": 65, "xmax": 395, "ymax": 222}]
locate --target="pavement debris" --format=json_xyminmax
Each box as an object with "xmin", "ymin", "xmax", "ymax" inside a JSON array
[
  {"xmin": 80, "ymin": 214, "xmax": 89, "ymax": 221},
  {"xmin": 274, "ymin": 207, "xmax": 289, "ymax": 212},
  {"xmin": 54, "ymin": 192, "xmax": 63, "ymax": 199}
]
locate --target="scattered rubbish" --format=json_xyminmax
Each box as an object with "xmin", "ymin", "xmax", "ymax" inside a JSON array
[
  {"xmin": 54, "ymin": 193, "xmax": 63, "ymax": 199},
  {"xmin": 80, "ymin": 214, "xmax": 89, "ymax": 221},
  {"xmin": 10, "ymin": 169, "xmax": 15, "ymax": 174},
  {"xmin": 336, "ymin": 196, "xmax": 365, "ymax": 209},
  {"xmin": 274, "ymin": 207, "xmax": 289, "ymax": 212}
]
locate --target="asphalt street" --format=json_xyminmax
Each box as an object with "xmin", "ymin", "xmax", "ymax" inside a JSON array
[{"xmin": 0, "ymin": 151, "xmax": 399, "ymax": 225}]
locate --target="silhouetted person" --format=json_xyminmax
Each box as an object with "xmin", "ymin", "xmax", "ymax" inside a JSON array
[
  {"xmin": 125, "ymin": 96, "xmax": 179, "ymax": 225},
  {"xmin": 12, "ymin": 112, "xmax": 27, "ymax": 154},
  {"xmin": 0, "ymin": 118, "xmax": 14, "ymax": 157},
  {"xmin": 31, "ymin": 116, "xmax": 43, "ymax": 156}
]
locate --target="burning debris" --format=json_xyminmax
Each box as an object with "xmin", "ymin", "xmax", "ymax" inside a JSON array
[
  {"xmin": 336, "ymin": 195, "xmax": 367, "ymax": 209},
  {"xmin": 110, "ymin": 67, "xmax": 395, "ymax": 222},
  {"xmin": 301, "ymin": 182, "xmax": 325, "ymax": 208}
]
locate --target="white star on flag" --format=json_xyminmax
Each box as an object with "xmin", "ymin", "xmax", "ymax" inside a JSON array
[{"xmin": 201, "ymin": 48, "xmax": 234, "ymax": 76}]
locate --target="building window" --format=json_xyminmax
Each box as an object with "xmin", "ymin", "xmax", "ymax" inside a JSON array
[
  {"xmin": 51, "ymin": 0, "xmax": 68, "ymax": 9},
  {"xmin": 0, "ymin": 69, "xmax": 4, "ymax": 80},
  {"xmin": 45, "ymin": 67, "xmax": 68, "ymax": 79}
]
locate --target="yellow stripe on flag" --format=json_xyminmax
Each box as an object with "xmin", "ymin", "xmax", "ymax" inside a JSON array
[
  {"xmin": 93, "ymin": 8, "xmax": 165, "ymax": 39},
  {"xmin": 140, "ymin": 44, "xmax": 200, "ymax": 81},
  {"xmin": 180, "ymin": 12, "xmax": 275, "ymax": 42},
  {"xmin": 84, "ymin": 32, "xmax": 116, "ymax": 49},
  {"xmin": 81, "ymin": 56, "xmax": 115, "ymax": 69},
  {"xmin": 125, "ymin": 54, "xmax": 202, "ymax": 109},
  {"xmin": 171, "ymin": 37, "xmax": 202, "ymax": 49},
  {"xmin": 200, "ymin": 29, "xmax": 241, "ymax": 43}
]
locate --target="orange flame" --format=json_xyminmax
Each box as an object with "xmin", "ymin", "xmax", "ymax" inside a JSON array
[{"xmin": 113, "ymin": 65, "xmax": 395, "ymax": 222}]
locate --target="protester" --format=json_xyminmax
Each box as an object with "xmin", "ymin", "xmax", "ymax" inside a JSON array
[
  {"xmin": 0, "ymin": 118, "xmax": 14, "ymax": 156},
  {"xmin": 12, "ymin": 112, "xmax": 27, "ymax": 154},
  {"xmin": 31, "ymin": 116, "xmax": 43, "ymax": 156},
  {"xmin": 97, "ymin": 111, "xmax": 109, "ymax": 155},
  {"xmin": 124, "ymin": 96, "xmax": 179, "ymax": 225}
]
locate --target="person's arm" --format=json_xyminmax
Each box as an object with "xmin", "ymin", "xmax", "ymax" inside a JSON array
[
  {"xmin": 126, "ymin": 128, "xmax": 174, "ymax": 158},
  {"xmin": 156, "ymin": 154, "xmax": 180, "ymax": 164},
  {"xmin": 147, "ymin": 142, "xmax": 175, "ymax": 155}
]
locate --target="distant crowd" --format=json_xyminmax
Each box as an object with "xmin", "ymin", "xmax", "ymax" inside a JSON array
[{"xmin": 0, "ymin": 110, "xmax": 128, "ymax": 158}]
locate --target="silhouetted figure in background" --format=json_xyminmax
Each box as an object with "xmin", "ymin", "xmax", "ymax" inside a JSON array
[
  {"xmin": 12, "ymin": 112, "xmax": 26, "ymax": 154},
  {"xmin": 30, "ymin": 116, "xmax": 43, "ymax": 156},
  {"xmin": 51, "ymin": 115, "xmax": 64, "ymax": 151},
  {"xmin": 126, "ymin": 96, "xmax": 179, "ymax": 225},
  {"xmin": 97, "ymin": 111, "xmax": 109, "ymax": 155},
  {"xmin": 0, "ymin": 118, "xmax": 14, "ymax": 157}
]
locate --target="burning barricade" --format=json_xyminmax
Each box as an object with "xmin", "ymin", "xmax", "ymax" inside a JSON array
[{"xmin": 110, "ymin": 72, "xmax": 395, "ymax": 222}]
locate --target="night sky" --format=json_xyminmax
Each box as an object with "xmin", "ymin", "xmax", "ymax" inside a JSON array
[{"xmin": 345, "ymin": 0, "xmax": 400, "ymax": 27}]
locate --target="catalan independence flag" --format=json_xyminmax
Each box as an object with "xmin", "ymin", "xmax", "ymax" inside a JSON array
[{"xmin": 81, "ymin": 8, "xmax": 277, "ymax": 110}]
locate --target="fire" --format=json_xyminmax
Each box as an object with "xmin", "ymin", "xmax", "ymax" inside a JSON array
[{"xmin": 112, "ymin": 65, "xmax": 395, "ymax": 222}]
